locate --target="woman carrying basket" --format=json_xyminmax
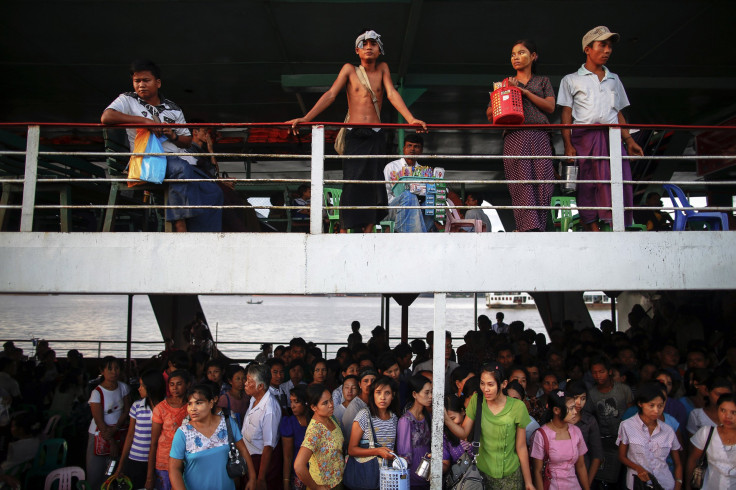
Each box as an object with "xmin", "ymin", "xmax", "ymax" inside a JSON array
[
  {"xmin": 488, "ymin": 39, "xmax": 555, "ymax": 232},
  {"xmin": 443, "ymin": 364, "xmax": 535, "ymax": 490}
]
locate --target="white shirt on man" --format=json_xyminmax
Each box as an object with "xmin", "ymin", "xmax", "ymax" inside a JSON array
[
  {"xmin": 557, "ymin": 65, "xmax": 630, "ymax": 125},
  {"xmin": 241, "ymin": 388, "xmax": 281, "ymax": 455}
]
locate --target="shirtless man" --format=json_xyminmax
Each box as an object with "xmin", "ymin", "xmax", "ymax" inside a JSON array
[{"xmin": 287, "ymin": 29, "xmax": 427, "ymax": 232}]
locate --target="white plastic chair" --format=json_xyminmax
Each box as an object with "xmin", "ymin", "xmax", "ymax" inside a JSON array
[
  {"xmin": 444, "ymin": 206, "xmax": 486, "ymax": 233},
  {"xmin": 41, "ymin": 414, "xmax": 62, "ymax": 440},
  {"xmin": 44, "ymin": 466, "xmax": 85, "ymax": 490}
]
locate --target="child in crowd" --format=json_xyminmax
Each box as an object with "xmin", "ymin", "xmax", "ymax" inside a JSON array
[
  {"xmin": 149, "ymin": 370, "xmax": 189, "ymax": 490},
  {"xmin": 217, "ymin": 364, "xmax": 248, "ymax": 429},
  {"xmin": 113, "ymin": 370, "xmax": 165, "ymax": 488},
  {"xmin": 203, "ymin": 359, "xmax": 225, "ymax": 393}
]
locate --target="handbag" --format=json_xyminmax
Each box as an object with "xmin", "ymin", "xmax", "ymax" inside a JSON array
[
  {"xmin": 93, "ymin": 386, "xmax": 127, "ymax": 456},
  {"xmin": 222, "ymin": 408, "xmax": 248, "ymax": 479},
  {"xmin": 343, "ymin": 414, "xmax": 381, "ymax": 490},
  {"xmin": 446, "ymin": 394, "xmax": 483, "ymax": 490},
  {"xmin": 534, "ymin": 427, "xmax": 552, "ymax": 490},
  {"xmin": 691, "ymin": 426, "xmax": 715, "ymax": 489},
  {"xmin": 127, "ymin": 128, "xmax": 167, "ymax": 187},
  {"xmin": 633, "ymin": 472, "xmax": 664, "ymax": 490},
  {"xmin": 334, "ymin": 65, "xmax": 381, "ymax": 155}
]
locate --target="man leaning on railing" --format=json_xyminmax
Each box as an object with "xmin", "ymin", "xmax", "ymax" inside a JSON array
[{"xmin": 100, "ymin": 59, "xmax": 223, "ymax": 232}]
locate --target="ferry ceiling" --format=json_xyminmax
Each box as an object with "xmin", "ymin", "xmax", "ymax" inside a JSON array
[{"xmin": 2, "ymin": 0, "xmax": 735, "ymax": 194}]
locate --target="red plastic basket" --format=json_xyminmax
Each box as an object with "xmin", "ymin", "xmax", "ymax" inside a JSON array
[{"xmin": 490, "ymin": 84, "xmax": 524, "ymax": 125}]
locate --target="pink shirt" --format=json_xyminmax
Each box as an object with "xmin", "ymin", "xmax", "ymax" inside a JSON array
[{"xmin": 530, "ymin": 424, "xmax": 588, "ymax": 490}]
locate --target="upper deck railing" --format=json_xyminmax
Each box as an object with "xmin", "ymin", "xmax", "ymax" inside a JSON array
[{"xmin": 1, "ymin": 121, "xmax": 735, "ymax": 233}]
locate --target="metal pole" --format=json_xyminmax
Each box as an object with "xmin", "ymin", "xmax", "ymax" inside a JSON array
[
  {"xmin": 430, "ymin": 293, "xmax": 446, "ymax": 490},
  {"xmin": 126, "ymin": 294, "xmax": 133, "ymax": 376},
  {"xmin": 20, "ymin": 126, "xmax": 40, "ymax": 232},
  {"xmin": 609, "ymin": 127, "xmax": 625, "ymax": 232},
  {"xmin": 611, "ymin": 295, "xmax": 617, "ymax": 328},
  {"xmin": 386, "ymin": 295, "xmax": 391, "ymax": 344},
  {"xmin": 310, "ymin": 125, "xmax": 325, "ymax": 235},
  {"xmin": 473, "ymin": 293, "xmax": 478, "ymax": 330}
]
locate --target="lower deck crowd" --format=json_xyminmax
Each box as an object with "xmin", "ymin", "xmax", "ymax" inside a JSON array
[{"xmin": 0, "ymin": 307, "xmax": 735, "ymax": 490}]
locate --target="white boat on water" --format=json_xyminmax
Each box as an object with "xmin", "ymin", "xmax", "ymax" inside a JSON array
[{"xmin": 486, "ymin": 291, "xmax": 611, "ymax": 309}]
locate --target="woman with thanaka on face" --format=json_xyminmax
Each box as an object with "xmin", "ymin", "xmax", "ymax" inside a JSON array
[
  {"xmin": 113, "ymin": 370, "xmax": 165, "ymax": 488},
  {"xmin": 530, "ymin": 390, "xmax": 590, "ymax": 490},
  {"xmin": 397, "ymin": 374, "xmax": 451, "ymax": 489},
  {"xmin": 169, "ymin": 383, "xmax": 257, "ymax": 490},
  {"xmin": 443, "ymin": 364, "xmax": 535, "ymax": 490},
  {"xmin": 685, "ymin": 393, "xmax": 736, "ymax": 489},
  {"xmin": 149, "ymin": 369, "xmax": 189, "ymax": 490},
  {"xmin": 87, "ymin": 356, "xmax": 132, "ymax": 490},
  {"xmin": 331, "ymin": 360, "xmax": 359, "ymax": 407},
  {"xmin": 566, "ymin": 381, "xmax": 603, "ymax": 487},
  {"xmin": 348, "ymin": 376, "xmax": 399, "ymax": 469},
  {"xmin": 310, "ymin": 358, "xmax": 328, "ymax": 386},
  {"xmin": 333, "ymin": 375, "xmax": 359, "ymax": 433},
  {"xmin": 489, "ymin": 39, "xmax": 555, "ymax": 232},
  {"xmin": 341, "ymin": 367, "xmax": 377, "ymax": 445},
  {"xmin": 617, "ymin": 381, "xmax": 683, "ymax": 490},
  {"xmin": 294, "ymin": 384, "xmax": 345, "ymax": 490},
  {"xmin": 281, "ymin": 385, "xmax": 309, "ymax": 490}
]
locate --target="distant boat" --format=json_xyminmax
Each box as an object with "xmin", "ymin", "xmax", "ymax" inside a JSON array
[
  {"xmin": 485, "ymin": 292, "xmax": 535, "ymax": 309},
  {"xmin": 247, "ymin": 298, "xmax": 263, "ymax": 305}
]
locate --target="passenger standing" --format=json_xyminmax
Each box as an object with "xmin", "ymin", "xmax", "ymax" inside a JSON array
[
  {"xmin": 491, "ymin": 40, "xmax": 555, "ymax": 232},
  {"xmin": 566, "ymin": 381, "xmax": 604, "ymax": 487},
  {"xmin": 287, "ymin": 29, "xmax": 426, "ymax": 233},
  {"xmin": 397, "ymin": 374, "xmax": 450, "ymax": 490},
  {"xmin": 341, "ymin": 368, "xmax": 377, "ymax": 445},
  {"xmin": 149, "ymin": 370, "xmax": 189, "ymax": 490},
  {"xmin": 294, "ymin": 384, "xmax": 345, "ymax": 489},
  {"xmin": 443, "ymin": 364, "xmax": 535, "ymax": 490},
  {"xmin": 530, "ymin": 390, "xmax": 590, "ymax": 490},
  {"xmin": 87, "ymin": 356, "xmax": 131, "ymax": 490},
  {"xmin": 218, "ymin": 365, "xmax": 249, "ymax": 430},
  {"xmin": 169, "ymin": 383, "xmax": 257, "ymax": 490},
  {"xmin": 241, "ymin": 363, "xmax": 282, "ymax": 490},
  {"xmin": 686, "ymin": 376, "xmax": 733, "ymax": 437},
  {"xmin": 333, "ymin": 375, "xmax": 359, "ymax": 433},
  {"xmin": 280, "ymin": 386, "xmax": 309, "ymax": 490},
  {"xmin": 557, "ymin": 26, "xmax": 644, "ymax": 231},
  {"xmin": 686, "ymin": 393, "xmax": 736, "ymax": 489},
  {"xmin": 113, "ymin": 371, "xmax": 165, "ymax": 489},
  {"xmin": 347, "ymin": 376, "xmax": 399, "ymax": 476},
  {"xmin": 617, "ymin": 382, "xmax": 683, "ymax": 490}
]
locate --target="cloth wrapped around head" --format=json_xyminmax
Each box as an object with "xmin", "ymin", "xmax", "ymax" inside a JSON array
[{"xmin": 355, "ymin": 30, "xmax": 384, "ymax": 55}]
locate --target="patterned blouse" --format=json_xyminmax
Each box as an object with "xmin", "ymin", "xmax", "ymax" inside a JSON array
[
  {"xmin": 178, "ymin": 416, "xmax": 230, "ymax": 453},
  {"xmin": 301, "ymin": 416, "xmax": 345, "ymax": 488},
  {"xmin": 490, "ymin": 75, "xmax": 554, "ymax": 126}
]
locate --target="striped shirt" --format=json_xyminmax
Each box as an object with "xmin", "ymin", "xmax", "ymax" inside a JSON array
[{"xmin": 129, "ymin": 399, "xmax": 153, "ymax": 462}]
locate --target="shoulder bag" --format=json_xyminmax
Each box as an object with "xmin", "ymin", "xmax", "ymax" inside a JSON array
[
  {"xmin": 93, "ymin": 386, "xmax": 128, "ymax": 456},
  {"xmin": 343, "ymin": 413, "xmax": 381, "ymax": 490},
  {"xmin": 534, "ymin": 427, "xmax": 552, "ymax": 490},
  {"xmin": 446, "ymin": 393, "xmax": 484, "ymax": 490},
  {"xmin": 691, "ymin": 426, "xmax": 715, "ymax": 489},
  {"xmin": 222, "ymin": 408, "xmax": 248, "ymax": 479},
  {"xmin": 334, "ymin": 65, "xmax": 381, "ymax": 155}
]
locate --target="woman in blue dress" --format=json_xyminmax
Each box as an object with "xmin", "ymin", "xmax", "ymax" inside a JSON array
[{"xmin": 169, "ymin": 383, "xmax": 257, "ymax": 490}]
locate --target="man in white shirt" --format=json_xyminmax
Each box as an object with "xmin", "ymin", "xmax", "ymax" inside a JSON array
[
  {"xmin": 492, "ymin": 312, "xmax": 509, "ymax": 334},
  {"xmin": 557, "ymin": 27, "xmax": 643, "ymax": 231},
  {"xmin": 101, "ymin": 59, "xmax": 222, "ymax": 232}
]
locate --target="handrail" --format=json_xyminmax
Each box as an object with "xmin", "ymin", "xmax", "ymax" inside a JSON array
[{"xmin": 2, "ymin": 122, "xmax": 735, "ymax": 232}]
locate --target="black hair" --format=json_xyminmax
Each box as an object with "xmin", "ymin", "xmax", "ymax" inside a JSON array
[
  {"xmin": 342, "ymin": 374, "xmax": 360, "ymax": 391},
  {"xmin": 168, "ymin": 351, "xmax": 189, "ymax": 371},
  {"xmin": 376, "ymin": 353, "xmax": 399, "ymax": 374},
  {"xmin": 511, "ymin": 39, "xmax": 539, "ymax": 74},
  {"xmin": 186, "ymin": 383, "xmax": 218, "ymax": 413},
  {"xmin": 130, "ymin": 59, "xmax": 161, "ymax": 79},
  {"xmin": 717, "ymin": 393, "xmax": 736, "ymax": 408},
  {"xmin": 224, "ymin": 364, "xmax": 246, "ymax": 384},
  {"xmin": 366, "ymin": 376, "xmax": 399, "ymax": 417},
  {"xmin": 99, "ymin": 355, "xmax": 120, "ymax": 372},
  {"xmin": 291, "ymin": 384, "xmax": 309, "ymax": 419},
  {"xmin": 312, "ymin": 358, "xmax": 327, "ymax": 373},
  {"xmin": 444, "ymin": 395, "xmax": 464, "ymax": 445},
  {"xmin": 168, "ymin": 369, "xmax": 190, "ymax": 385},
  {"xmin": 460, "ymin": 375, "xmax": 480, "ymax": 406},
  {"xmin": 290, "ymin": 337, "xmax": 307, "ymax": 349},
  {"xmin": 635, "ymin": 381, "xmax": 667, "ymax": 413},
  {"xmin": 305, "ymin": 383, "xmax": 330, "ymax": 418},
  {"xmin": 451, "ymin": 366, "xmax": 472, "ymax": 387},
  {"xmin": 266, "ymin": 357, "xmax": 285, "ymax": 369},
  {"xmin": 404, "ymin": 133, "xmax": 424, "ymax": 146},
  {"xmin": 705, "ymin": 375, "xmax": 733, "ymax": 393},
  {"xmin": 544, "ymin": 389, "xmax": 568, "ymax": 423},
  {"xmin": 140, "ymin": 370, "xmax": 166, "ymax": 410},
  {"xmin": 288, "ymin": 359, "xmax": 306, "ymax": 372},
  {"xmin": 479, "ymin": 363, "xmax": 506, "ymax": 386},
  {"xmin": 590, "ymin": 356, "xmax": 611, "ymax": 372},
  {"xmin": 408, "ymin": 374, "xmax": 432, "ymax": 419},
  {"xmin": 11, "ymin": 411, "xmax": 41, "ymax": 436},
  {"xmin": 565, "ymin": 380, "xmax": 588, "ymax": 398},
  {"xmin": 683, "ymin": 367, "xmax": 710, "ymax": 397},
  {"xmin": 204, "ymin": 359, "xmax": 224, "ymax": 371},
  {"xmin": 505, "ymin": 379, "xmax": 527, "ymax": 400},
  {"xmin": 341, "ymin": 358, "xmax": 359, "ymax": 374}
]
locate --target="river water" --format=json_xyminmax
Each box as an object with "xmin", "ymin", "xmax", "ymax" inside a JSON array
[{"xmin": 0, "ymin": 294, "xmax": 611, "ymax": 359}]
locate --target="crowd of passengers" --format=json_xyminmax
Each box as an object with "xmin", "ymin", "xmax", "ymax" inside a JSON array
[{"xmin": 0, "ymin": 307, "xmax": 735, "ymax": 490}]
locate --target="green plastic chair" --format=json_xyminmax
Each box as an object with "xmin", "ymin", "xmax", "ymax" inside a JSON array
[
  {"xmin": 76, "ymin": 481, "xmax": 91, "ymax": 490},
  {"xmin": 25, "ymin": 438, "xmax": 68, "ymax": 489},
  {"xmin": 376, "ymin": 220, "xmax": 395, "ymax": 233},
  {"xmin": 550, "ymin": 196, "xmax": 580, "ymax": 232},
  {"xmin": 599, "ymin": 222, "xmax": 648, "ymax": 232},
  {"xmin": 323, "ymin": 187, "xmax": 342, "ymax": 233}
]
